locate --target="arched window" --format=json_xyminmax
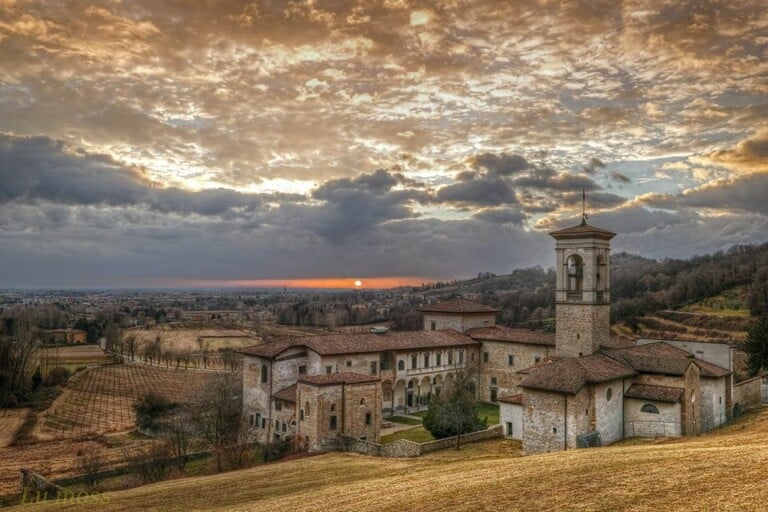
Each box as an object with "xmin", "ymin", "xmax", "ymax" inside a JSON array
[
  {"xmin": 398, "ymin": 360, "xmax": 405, "ymax": 371},
  {"xmin": 641, "ymin": 404, "xmax": 659, "ymax": 414},
  {"xmin": 565, "ymin": 254, "xmax": 584, "ymax": 294}
]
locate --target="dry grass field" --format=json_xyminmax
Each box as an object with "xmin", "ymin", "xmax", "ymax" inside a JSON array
[
  {"xmin": 126, "ymin": 329, "xmax": 259, "ymax": 354},
  {"xmin": 33, "ymin": 364, "xmax": 227, "ymax": 440},
  {"xmin": 12, "ymin": 407, "xmax": 768, "ymax": 512},
  {"xmin": 0, "ymin": 409, "xmax": 30, "ymax": 448},
  {"xmin": 37, "ymin": 345, "xmax": 111, "ymax": 373},
  {"xmin": 0, "ymin": 435, "xmax": 149, "ymax": 497}
]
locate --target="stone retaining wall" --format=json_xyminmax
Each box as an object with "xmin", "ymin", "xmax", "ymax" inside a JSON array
[{"xmin": 338, "ymin": 425, "xmax": 503, "ymax": 457}]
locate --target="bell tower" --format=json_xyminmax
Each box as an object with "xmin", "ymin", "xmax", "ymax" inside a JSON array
[{"xmin": 549, "ymin": 217, "xmax": 615, "ymax": 358}]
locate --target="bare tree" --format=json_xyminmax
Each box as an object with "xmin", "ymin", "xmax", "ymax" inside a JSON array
[
  {"xmin": 193, "ymin": 373, "xmax": 242, "ymax": 472},
  {"xmin": 76, "ymin": 446, "xmax": 104, "ymax": 491},
  {"xmin": 164, "ymin": 414, "xmax": 193, "ymax": 472}
]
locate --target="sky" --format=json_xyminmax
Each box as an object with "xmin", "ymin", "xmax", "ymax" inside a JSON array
[{"xmin": 0, "ymin": 0, "xmax": 766, "ymax": 289}]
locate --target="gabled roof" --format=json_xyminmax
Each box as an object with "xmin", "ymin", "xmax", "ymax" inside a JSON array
[
  {"xmin": 273, "ymin": 384, "xmax": 297, "ymax": 402},
  {"xmin": 602, "ymin": 342, "xmax": 730, "ymax": 377},
  {"xmin": 238, "ymin": 330, "xmax": 479, "ymax": 359},
  {"xmin": 519, "ymin": 354, "xmax": 635, "ymax": 394},
  {"xmin": 624, "ymin": 383, "xmax": 684, "ymax": 403},
  {"xmin": 298, "ymin": 372, "xmax": 379, "ymax": 386},
  {"xmin": 549, "ymin": 220, "xmax": 616, "ymax": 240},
  {"xmin": 465, "ymin": 326, "xmax": 555, "ymax": 346},
  {"xmin": 420, "ymin": 298, "xmax": 499, "ymax": 314}
]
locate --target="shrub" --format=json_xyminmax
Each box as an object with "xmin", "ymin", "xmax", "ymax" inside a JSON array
[
  {"xmin": 260, "ymin": 439, "xmax": 293, "ymax": 462},
  {"xmin": 134, "ymin": 392, "xmax": 174, "ymax": 433},
  {"xmin": 45, "ymin": 366, "xmax": 71, "ymax": 386}
]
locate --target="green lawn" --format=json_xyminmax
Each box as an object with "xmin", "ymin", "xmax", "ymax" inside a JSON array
[
  {"xmin": 380, "ymin": 426, "xmax": 435, "ymax": 444},
  {"xmin": 384, "ymin": 415, "xmax": 422, "ymax": 426},
  {"xmin": 477, "ymin": 402, "xmax": 500, "ymax": 425}
]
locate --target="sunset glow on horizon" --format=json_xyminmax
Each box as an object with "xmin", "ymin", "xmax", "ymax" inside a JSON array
[{"xmin": 161, "ymin": 277, "xmax": 434, "ymax": 290}]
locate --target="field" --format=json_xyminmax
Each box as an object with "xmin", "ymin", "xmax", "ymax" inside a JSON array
[
  {"xmin": 0, "ymin": 409, "xmax": 30, "ymax": 448},
  {"xmin": 37, "ymin": 345, "xmax": 111, "ymax": 373},
  {"xmin": 126, "ymin": 328, "xmax": 259, "ymax": 354},
  {"xmin": 33, "ymin": 364, "xmax": 227, "ymax": 440},
  {"xmin": 12, "ymin": 407, "xmax": 768, "ymax": 511},
  {"xmin": 0, "ymin": 435, "xmax": 149, "ymax": 498}
]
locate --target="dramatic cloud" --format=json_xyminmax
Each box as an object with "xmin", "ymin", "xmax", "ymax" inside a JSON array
[{"xmin": 0, "ymin": 0, "xmax": 766, "ymax": 286}]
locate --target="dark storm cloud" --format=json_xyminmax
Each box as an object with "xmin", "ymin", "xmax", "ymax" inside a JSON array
[
  {"xmin": 582, "ymin": 157, "xmax": 605, "ymax": 175},
  {"xmin": 611, "ymin": 171, "xmax": 631, "ymax": 184},
  {"xmin": 512, "ymin": 168, "xmax": 600, "ymax": 192},
  {"xmin": 435, "ymin": 176, "xmax": 517, "ymax": 207},
  {"xmin": 560, "ymin": 191, "xmax": 627, "ymax": 209},
  {"xmin": 470, "ymin": 153, "xmax": 529, "ymax": 177},
  {"xmin": 0, "ymin": 134, "xmax": 291, "ymax": 217}
]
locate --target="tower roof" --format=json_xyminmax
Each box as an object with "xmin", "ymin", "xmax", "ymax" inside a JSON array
[{"xmin": 548, "ymin": 220, "xmax": 616, "ymax": 240}]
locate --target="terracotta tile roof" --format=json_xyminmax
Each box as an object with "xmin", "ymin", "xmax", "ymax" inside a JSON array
[
  {"xmin": 465, "ymin": 326, "xmax": 555, "ymax": 346},
  {"xmin": 298, "ymin": 372, "xmax": 379, "ymax": 386},
  {"xmin": 273, "ymin": 384, "xmax": 297, "ymax": 402},
  {"xmin": 519, "ymin": 354, "xmax": 635, "ymax": 394},
  {"xmin": 517, "ymin": 356, "xmax": 560, "ymax": 374},
  {"xmin": 602, "ymin": 342, "xmax": 722, "ymax": 377},
  {"xmin": 549, "ymin": 221, "xmax": 616, "ymax": 240},
  {"xmin": 497, "ymin": 393, "xmax": 523, "ymax": 405},
  {"xmin": 238, "ymin": 329, "xmax": 479, "ymax": 359},
  {"xmin": 420, "ymin": 298, "xmax": 499, "ymax": 314},
  {"xmin": 624, "ymin": 383, "xmax": 684, "ymax": 403}
]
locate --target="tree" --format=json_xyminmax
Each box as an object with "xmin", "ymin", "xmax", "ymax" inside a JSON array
[
  {"xmin": 422, "ymin": 370, "xmax": 487, "ymax": 449},
  {"xmin": 192, "ymin": 373, "xmax": 243, "ymax": 471},
  {"xmin": 134, "ymin": 391, "xmax": 174, "ymax": 434},
  {"xmin": 76, "ymin": 446, "xmax": 104, "ymax": 491},
  {"xmin": 746, "ymin": 314, "xmax": 768, "ymax": 375}
]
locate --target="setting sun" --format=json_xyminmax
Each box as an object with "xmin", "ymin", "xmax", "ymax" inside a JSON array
[{"xmin": 354, "ymin": 280, "xmax": 363, "ymax": 287}]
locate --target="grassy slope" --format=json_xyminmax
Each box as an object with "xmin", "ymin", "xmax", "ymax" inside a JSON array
[{"xmin": 13, "ymin": 408, "xmax": 768, "ymax": 512}]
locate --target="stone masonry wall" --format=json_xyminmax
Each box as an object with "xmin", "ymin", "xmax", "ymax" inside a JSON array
[
  {"xmin": 523, "ymin": 390, "xmax": 567, "ymax": 454},
  {"xmin": 733, "ymin": 375, "xmax": 763, "ymax": 413},
  {"xmin": 338, "ymin": 425, "xmax": 502, "ymax": 457},
  {"xmin": 480, "ymin": 340, "xmax": 553, "ymax": 402},
  {"xmin": 423, "ymin": 312, "xmax": 496, "ymax": 333}
]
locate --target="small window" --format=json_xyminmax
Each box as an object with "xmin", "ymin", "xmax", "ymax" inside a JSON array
[
  {"xmin": 370, "ymin": 361, "xmax": 377, "ymax": 375},
  {"xmin": 483, "ymin": 352, "xmax": 489, "ymax": 363},
  {"xmin": 330, "ymin": 416, "xmax": 337, "ymax": 430},
  {"xmin": 448, "ymin": 352, "xmax": 453, "ymax": 365},
  {"xmin": 507, "ymin": 422, "xmax": 513, "ymax": 436},
  {"xmin": 255, "ymin": 412, "xmax": 261, "ymax": 426},
  {"xmin": 424, "ymin": 354, "xmax": 429, "ymax": 367},
  {"xmin": 261, "ymin": 418, "xmax": 266, "ymax": 429},
  {"xmin": 491, "ymin": 377, "xmax": 497, "ymax": 386},
  {"xmin": 346, "ymin": 360, "xmax": 352, "ymax": 367},
  {"xmin": 305, "ymin": 401, "xmax": 310, "ymax": 416},
  {"xmin": 398, "ymin": 360, "xmax": 405, "ymax": 371},
  {"xmin": 534, "ymin": 356, "xmax": 541, "ymax": 364},
  {"xmin": 298, "ymin": 365, "xmax": 306, "ymax": 374},
  {"xmin": 326, "ymin": 365, "xmax": 333, "ymax": 374},
  {"xmin": 411, "ymin": 356, "xmax": 417, "ymax": 369},
  {"xmin": 275, "ymin": 419, "xmax": 279, "ymax": 430},
  {"xmin": 508, "ymin": 354, "xmax": 514, "ymax": 366},
  {"xmin": 641, "ymin": 404, "xmax": 659, "ymax": 414},
  {"xmin": 261, "ymin": 365, "xmax": 268, "ymax": 383},
  {"xmin": 552, "ymin": 427, "xmax": 557, "ymax": 434},
  {"xmin": 606, "ymin": 388, "xmax": 613, "ymax": 402},
  {"xmin": 719, "ymin": 396, "xmax": 722, "ymax": 405},
  {"xmin": 459, "ymin": 351, "xmax": 464, "ymax": 364},
  {"xmin": 436, "ymin": 353, "xmax": 441, "ymax": 366},
  {"xmin": 430, "ymin": 321, "xmax": 436, "ymax": 330},
  {"xmin": 330, "ymin": 403, "xmax": 336, "ymax": 412},
  {"xmin": 300, "ymin": 409, "xmax": 304, "ymax": 421},
  {"xmin": 365, "ymin": 412, "xmax": 372, "ymax": 426},
  {"xmin": 360, "ymin": 398, "xmax": 365, "ymax": 405},
  {"xmin": 282, "ymin": 422, "xmax": 287, "ymax": 433}
]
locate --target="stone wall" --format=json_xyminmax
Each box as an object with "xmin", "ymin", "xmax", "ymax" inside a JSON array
[
  {"xmin": 338, "ymin": 425, "xmax": 502, "ymax": 457},
  {"xmin": 592, "ymin": 380, "xmax": 624, "ymax": 445},
  {"xmin": 422, "ymin": 312, "xmax": 496, "ymax": 333},
  {"xmin": 624, "ymin": 399, "xmax": 681, "ymax": 437},
  {"xmin": 700, "ymin": 377, "xmax": 728, "ymax": 431},
  {"xmin": 479, "ymin": 340, "xmax": 553, "ymax": 402},
  {"xmin": 500, "ymin": 402, "xmax": 522, "ymax": 439},
  {"xmin": 523, "ymin": 389, "xmax": 567, "ymax": 454},
  {"xmin": 733, "ymin": 375, "xmax": 763, "ymax": 413}
]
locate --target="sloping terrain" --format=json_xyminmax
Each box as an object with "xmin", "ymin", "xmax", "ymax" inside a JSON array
[{"xmin": 14, "ymin": 408, "xmax": 768, "ymax": 512}]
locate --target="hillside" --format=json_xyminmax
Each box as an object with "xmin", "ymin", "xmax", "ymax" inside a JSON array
[{"xmin": 15, "ymin": 408, "xmax": 768, "ymax": 512}]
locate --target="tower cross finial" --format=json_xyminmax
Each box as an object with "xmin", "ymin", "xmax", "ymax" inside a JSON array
[{"xmin": 581, "ymin": 188, "xmax": 589, "ymax": 225}]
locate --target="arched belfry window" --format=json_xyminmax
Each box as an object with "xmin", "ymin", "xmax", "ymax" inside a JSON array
[{"xmin": 565, "ymin": 254, "xmax": 584, "ymax": 294}]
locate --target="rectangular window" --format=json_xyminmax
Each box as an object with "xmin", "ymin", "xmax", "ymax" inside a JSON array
[
  {"xmin": 326, "ymin": 365, "xmax": 333, "ymax": 374},
  {"xmin": 483, "ymin": 352, "xmax": 489, "ymax": 363},
  {"xmin": 346, "ymin": 360, "xmax": 352, "ymax": 367},
  {"xmin": 275, "ymin": 400, "xmax": 282, "ymax": 411},
  {"xmin": 508, "ymin": 354, "xmax": 514, "ymax": 366},
  {"xmin": 491, "ymin": 377, "xmax": 497, "ymax": 385},
  {"xmin": 370, "ymin": 361, "xmax": 377, "ymax": 375},
  {"xmin": 459, "ymin": 351, "xmax": 464, "ymax": 364},
  {"xmin": 436, "ymin": 353, "xmax": 441, "ymax": 366},
  {"xmin": 430, "ymin": 321, "xmax": 436, "ymax": 330},
  {"xmin": 330, "ymin": 416, "xmax": 337, "ymax": 430},
  {"xmin": 282, "ymin": 422, "xmax": 287, "ymax": 433},
  {"xmin": 300, "ymin": 409, "xmax": 304, "ymax": 421},
  {"xmin": 365, "ymin": 412, "xmax": 372, "ymax": 426},
  {"xmin": 534, "ymin": 356, "xmax": 541, "ymax": 364},
  {"xmin": 275, "ymin": 419, "xmax": 280, "ymax": 431},
  {"xmin": 411, "ymin": 356, "xmax": 417, "ymax": 369},
  {"xmin": 448, "ymin": 352, "xmax": 453, "ymax": 365},
  {"xmin": 261, "ymin": 418, "xmax": 266, "ymax": 429},
  {"xmin": 424, "ymin": 354, "xmax": 429, "ymax": 367},
  {"xmin": 250, "ymin": 414, "xmax": 255, "ymax": 427},
  {"xmin": 298, "ymin": 365, "xmax": 306, "ymax": 374},
  {"xmin": 507, "ymin": 422, "xmax": 513, "ymax": 436},
  {"xmin": 261, "ymin": 365, "xmax": 268, "ymax": 383},
  {"xmin": 255, "ymin": 413, "xmax": 261, "ymax": 427}
]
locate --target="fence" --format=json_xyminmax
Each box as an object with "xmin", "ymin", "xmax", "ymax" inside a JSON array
[{"xmin": 338, "ymin": 425, "xmax": 503, "ymax": 458}]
